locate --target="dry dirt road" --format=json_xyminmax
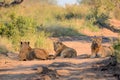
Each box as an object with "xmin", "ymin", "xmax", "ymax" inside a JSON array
[
  {"xmin": 0, "ymin": 37, "xmax": 118, "ymax": 80},
  {"xmin": 0, "ymin": 27, "xmax": 120, "ymax": 80}
]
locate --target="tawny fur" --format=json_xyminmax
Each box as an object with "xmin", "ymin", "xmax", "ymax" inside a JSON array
[
  {"xmin": 53, "ymin": 41, "xmax": 77, "ymax": 58},
  {"xmin": 91, "ymin": 37, "xmax": 114, "ymax": 58},
  {"xmin": 19, "ymin": 42, "xmax": 49, "ymax": 61}
]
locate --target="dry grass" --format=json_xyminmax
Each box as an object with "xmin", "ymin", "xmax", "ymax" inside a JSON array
[
  {"xmin": 0, "ymin": 0, "xmax": 119, "ymax": 53},
  {"xmin": 0, "ymin": 37, "xmax": 13, "ymax": 55}
]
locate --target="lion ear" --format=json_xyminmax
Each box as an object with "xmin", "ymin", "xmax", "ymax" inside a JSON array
[
  {"xmin": 91, "ymin": 36, "xmax": 97, "ymax": 41},
  {"xmin": 99, "ymin": 37, "xmax": 102, "ymax": 41},
  {"xmin": 91, "ymin": 37, "xmax": 95, "ymax": 41},
  {"xmin": 58, "ymin": 41, "xmax": 62, "ymax": 45},
  {"xmin": 91, "ymin": 38, "xmax": 94, "ymax": 41},
  {"xmin": 28, "ymin": 42, "xmax": 30, "ymax": 45},
  {"xmin": 98, "ymin": 37, "xmax": 102, "ymax": 42},
  {"xmin": 20, "ymin": 42, "xmax": 23, "ymax": 45}
]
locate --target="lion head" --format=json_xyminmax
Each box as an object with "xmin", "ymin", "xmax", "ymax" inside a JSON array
[
  {"xmin": 19, "ymin": 41, "xmax": 32, "ymax": 61},
  {"xmin": 91, "ymin": 37, "xmax": 102, "ymax": 49}
]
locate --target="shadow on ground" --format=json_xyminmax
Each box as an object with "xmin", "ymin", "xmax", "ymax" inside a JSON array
[
  {"xmin": 53, "ymin": 35, "xmax": 118, "ymax": 43},
  {"xmin": 98, "ymin": 21, "xmax": 120, "ymax": 33},
  {"xmin": 0, "ymin": 57, "xmax": 119, "ymax": 80}
]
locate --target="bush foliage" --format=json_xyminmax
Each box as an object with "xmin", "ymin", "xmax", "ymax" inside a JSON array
[
  {"xmin": 0, "ymin": 0, "xmax": 120, "ymax": 53},
  {"xmin": 0, "ymin": 14, "xmax": 37, "ymax": 38},
  {"xmin": 113, "ymin": 40, "xmax": 120, "ymax": 63}
]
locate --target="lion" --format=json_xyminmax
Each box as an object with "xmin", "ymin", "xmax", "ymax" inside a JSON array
[
  {"xmin": 53, "ymin": 41, "xmax": 77, "ymax": 58},
  {"xmin": 91, "ymin": 37, "xmax": 114, "ymax": 58},
  {"xmin": 19, "ymin": 42, "xmax": 49, "ymax": 61}
]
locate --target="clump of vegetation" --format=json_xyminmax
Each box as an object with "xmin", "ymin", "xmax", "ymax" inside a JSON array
[
  {"xmin": 0, "ymin": 37, "xmax": 13, "ymax": 56},
  {"xmin": 34, "ymin": 31, "xmax": 53, "ymax": 51},
  {"xmin": 86, "ymin": 9, "xmax": 109, "ymax": 27},
  {"xmin": 113, "ymin": 40, "xmax": 120, "ymax": 63},
  {"xmin": 0, "ymin": 12, "xmax": 53, "ymax": 51},
  {"xmin": 0, "ymin": 13, "xmax": 37, "ymax": 50},
  {"xmin": 0, "ymin": 0, "xmax": 120, "ymax": 53}
]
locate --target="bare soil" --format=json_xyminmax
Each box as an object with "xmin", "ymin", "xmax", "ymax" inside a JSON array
[{"xmin": 0, "ymin": 20, "xmax": 120, "ymax": 80}]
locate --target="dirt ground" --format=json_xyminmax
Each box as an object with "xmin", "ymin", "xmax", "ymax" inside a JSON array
[
  {"xmin": 0, "ymin": 57, "xmax": 118, "ymax": 80},
  {"xmin": 0, "ymin": 21, "xmax": 120, "ymax": 80}
]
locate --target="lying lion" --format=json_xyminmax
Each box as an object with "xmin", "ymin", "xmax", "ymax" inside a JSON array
[
  {"xmin": 53, "ymin": 41, "xmax": 77, "ymax": 58},
  {"xmin": 91, "ymin": 37, "xmax": 114, "ymax": 58},
  {"xmin": 19, "ymin": 42, "xmax": 49, "ymax": 61}
]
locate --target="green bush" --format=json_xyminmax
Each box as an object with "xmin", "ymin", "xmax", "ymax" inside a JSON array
[
  {"xmin": 0, "ymin": 13, "xmax": 37, "ymax": 51},
  {"xmin": 82, "ymin": 17, "xmax": 100, "ymax": 32},
  {"xmin": 86, "ymin": 7, "xmax": 109, "ymax": 27},
  {"xmin": 0, "ymin": 13, "xmax": 37, "ymax": 37},
  {"xmin": 64, "ymin": 12, "xmax": 82, "ymax": 20},
  {"xmin": 95, "ymin": 13, "xmax": 109, "ymax": 26},
  {"xmin": 113, "ymin": 40, "xmax": 120, "ymax": 63}
]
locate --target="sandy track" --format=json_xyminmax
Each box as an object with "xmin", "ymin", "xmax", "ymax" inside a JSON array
[
  {"xmin": 0, "ymin": 57, "xmax": 116, "ymax": 80},
  {"xmin": 0, "ymin": 40, "xmax": 118, "ymax": 80},
  {"xmin": 0, "ymin": 26, "xmax": 120, "ymax": 80}
]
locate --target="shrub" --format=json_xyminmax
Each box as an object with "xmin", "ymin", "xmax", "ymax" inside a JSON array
[
  {"xmin": 113, "ymin": 40, "xmax": 120, "ymax": 63},
  {"xmin": 81, "ymin": 18, "xmax": 100, "ymax": 32},
  {"xmin": 95, "ymin": 13, "xmax": 109, "ymax": 26},
  {"xmin": 0, "ymin": 13, "xmax": 37, "ymax": 37},
  {"xmin": 86, "ymin": 7, "xmax": 109, "ymax": 27},
  {"xmin": 0, "ymin": 13, "xmax": 37, "ymax": 51}
]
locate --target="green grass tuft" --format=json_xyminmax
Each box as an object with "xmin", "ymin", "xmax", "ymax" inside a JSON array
[{"xmin": 113, "ymin": 40, "xmax": 120, "ymax": 63}]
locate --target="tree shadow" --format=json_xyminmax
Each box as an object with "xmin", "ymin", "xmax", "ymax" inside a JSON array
[
  {"xmin": 0, "ymin": 57, "xmax": 119, "ymax": 80},
  {"xmin": 38, "ymin": 25, "xmax": 84, "ymax": 37},
  {"xmin": 0, "ymin": 73, "xmax": 41, "ymax": 80},
  {"xmin": 76, "ymin": 54, "xmax": 89, "ymax": 59},
  {"xmin": 98, "ymin": 22, "xmax": 120, "ymax": 33},
  {"xmin": 0, "ymin": 63, "xmax": 59, "ymax": 80},
  {"xmin": 38, "ymin": 24, "xmax": 118, "ymax": 43},
  {"xmin": 57, "ymin": 35, "xmax": 118, "ymax": 43},
  {"xmin": 47, "ymin": 58, "xmax": 119, "ymax": 80}
]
